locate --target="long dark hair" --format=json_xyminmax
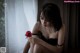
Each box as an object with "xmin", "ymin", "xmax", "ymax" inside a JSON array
[{"xmin": 38, "ymin": 3, "xmax": 62, "ymax": 31}]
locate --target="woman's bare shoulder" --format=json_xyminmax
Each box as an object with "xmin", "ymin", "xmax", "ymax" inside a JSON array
[
  {"xmin": 60, "ymin": 24, "xmax": 65, "ymax": 31},
  {"xmin": 35, "ymin": 21, "xmax": 41, "ymax": 29},
  {"xmin": 32, "ymin": 21, "xmax": 41, "ymax": 34},
  {"xmin": 58, "ymin": 24, "xmax": 65, "ymax": 38},
  {"xmin": 36, "ymin": 21, "xmax": 41, "ymax": 26}
]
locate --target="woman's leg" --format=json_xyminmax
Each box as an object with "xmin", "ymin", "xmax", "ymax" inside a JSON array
[
  {"xmin": 33, "ymin": 44, "xmax": 53, "ymax": 53},
  {"xmin": 29, "ymin": 35, "xmax": 39, "ymax": 53},
  {"xmin": 33, "ymin": 44, "xmax": 43, "ymax": 53},
  {"xmin": 29, "ymin": 43, "xmax": 34, "ymax": 53}
]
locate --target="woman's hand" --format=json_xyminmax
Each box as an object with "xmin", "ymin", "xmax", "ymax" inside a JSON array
[
  {"xmin": 28, "ymin": 35, "xmax": 39, "ymax": 44},
  {"xmin": 28, "ymin": 37, "xmax": 35, "ymax": 44}
]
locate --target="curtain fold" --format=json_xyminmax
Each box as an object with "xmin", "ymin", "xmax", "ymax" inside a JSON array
[
  {"xmin": 64, "ymin": 3, "xmax": 80, "ymax": 53},
  {"xmin": 5, "ymin": 0, "xmax": 37, "ymax": 53}
]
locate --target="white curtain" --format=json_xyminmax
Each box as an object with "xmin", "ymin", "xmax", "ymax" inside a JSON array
[{"xmin": 5, "ymin": 0, "xmax": 38, "ymax": 53}]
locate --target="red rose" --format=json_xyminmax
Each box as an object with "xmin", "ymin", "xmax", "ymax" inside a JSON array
[{"xmin": 25, "ymin": 31, "xmax": 32, "ymax": 37}]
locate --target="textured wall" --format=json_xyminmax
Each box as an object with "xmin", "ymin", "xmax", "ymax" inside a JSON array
[{"xmin": 0, "ymin": 0, "xmax": 5, "ymax": 47}]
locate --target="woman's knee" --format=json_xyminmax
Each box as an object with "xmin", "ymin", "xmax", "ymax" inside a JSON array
[
  {"xmin": 34, "ymin": 44, "xmax": 51, "ymax": 53},
  {"xmin": 33, "ymin": 44, "xmax": 42, "ymax": 53}
]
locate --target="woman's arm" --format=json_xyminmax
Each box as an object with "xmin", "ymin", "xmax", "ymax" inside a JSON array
[
  {"xmin": 23, "ymin": 41, "xmax": 30, "ymax": 53},
  {"xmin": 30, "ymin": 24, "xmax": 65, "ymax": 53},
  {"xmin": 23, "ymin": 21, "xmax": 41, "ymax": 53},
  {"xmin": 58, "ymin": 24, "xmax": 65, "ymax": 46},
  {"xmin": 32, "ymin": 21, "xmax": 41, "ymax": 34},
  {"xmin": 34, "ymin": 37, "xmax": 62, "ymax": 53}
]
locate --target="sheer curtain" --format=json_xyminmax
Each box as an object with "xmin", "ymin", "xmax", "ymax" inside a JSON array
[{"xmin": 5, "ymin": 0, "xmax": 38, "ymax": 53}]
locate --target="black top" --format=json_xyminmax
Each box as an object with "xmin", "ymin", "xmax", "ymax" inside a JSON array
[
  {"xmin": 39, "ymin": 35, "xmax": 58, "ymax": 46},
  {"xmin": 32, "ymin": 31, "xmax": 58, "ymax": 46},
  {"xmin": 46, "ymin": 38, "xmax": 58, "ymax": 46}
]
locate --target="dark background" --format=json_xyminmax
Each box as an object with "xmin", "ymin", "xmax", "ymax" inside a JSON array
[{"xmin": 38, "ymin": 0, "xmax": 80, "ymax": 53}]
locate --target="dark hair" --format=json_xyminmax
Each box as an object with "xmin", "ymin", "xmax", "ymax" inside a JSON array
[{"xmin": 41, "ymin": 3, "xmax": 62, "ymax": 31}]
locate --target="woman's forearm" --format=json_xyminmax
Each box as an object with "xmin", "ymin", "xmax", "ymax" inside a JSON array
[
  {"xmin": 36, "ymin": 38, "xmax": 62, "ymax": 53},
  {"xmin": 23, "ymin": 41, "xmax": 30, "ymax": 53}
]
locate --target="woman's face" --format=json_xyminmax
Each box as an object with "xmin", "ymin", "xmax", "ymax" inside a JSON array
[{"xmin": 40, "ymin": 12, "xmax": 45, "ymax": 26}]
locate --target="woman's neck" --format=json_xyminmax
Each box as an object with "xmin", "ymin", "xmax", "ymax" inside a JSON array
[{"xmin": 45, "ymin": 26, "xmax": 56, "ymax": 35}]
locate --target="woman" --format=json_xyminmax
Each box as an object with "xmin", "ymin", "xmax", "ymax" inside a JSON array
[{"xmin": 23, "ymin": 3, "xmax": 65, "ymax": 53}]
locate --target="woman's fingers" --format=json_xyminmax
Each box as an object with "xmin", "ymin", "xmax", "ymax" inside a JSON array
[
  {"xmin": 28, "ymin": 37, "xmax": 35, "ymax": 44},
  {"xmin": 28, "ymin": 35, "xmax": 39, "ymax": 44}
]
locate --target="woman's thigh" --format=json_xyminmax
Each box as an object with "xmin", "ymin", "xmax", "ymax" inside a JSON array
[{"xmin": 33, "ymin": 44, "xmax": 53, "ymax": 53}]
